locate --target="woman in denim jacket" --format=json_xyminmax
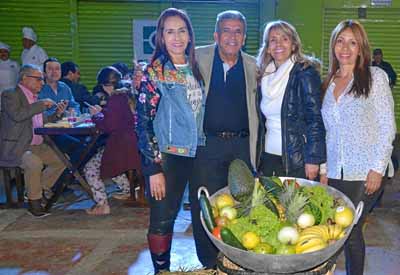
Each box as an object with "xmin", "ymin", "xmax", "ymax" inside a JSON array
[{"xmin": 136, "ymin": 8, "xmax": 205, "ymax": 274}]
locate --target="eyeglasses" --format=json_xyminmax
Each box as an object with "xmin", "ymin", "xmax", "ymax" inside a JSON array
[{"xmin": 26, "ymin": 75, "xmax": 45, "ymax": 81}]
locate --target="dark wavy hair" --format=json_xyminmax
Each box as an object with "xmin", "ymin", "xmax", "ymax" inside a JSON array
[
  {"xmin": 322, "ymin": 20, "xmax": 371, "ymax": 98},
  {"xmin": 152, "ymin": 8, "xmax": 202, "ymax": 82}
]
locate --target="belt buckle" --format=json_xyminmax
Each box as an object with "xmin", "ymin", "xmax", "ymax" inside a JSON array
[{"xmin": 220, "ymin": 132, "xmax": 228, "ymax": 139}]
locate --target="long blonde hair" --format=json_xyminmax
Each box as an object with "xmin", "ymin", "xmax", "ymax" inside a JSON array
[{"xmin": 256, "ymin": 20, "xmax": 318, "ymax": 82}]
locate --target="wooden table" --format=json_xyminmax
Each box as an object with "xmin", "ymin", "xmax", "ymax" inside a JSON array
[
  {"xmin": 35, "ymin": 124, "xmax": 101, "ymax": 207},
  {"xmin": 35, "ymin": 123, "xmax": 148, "ymax": 208}
]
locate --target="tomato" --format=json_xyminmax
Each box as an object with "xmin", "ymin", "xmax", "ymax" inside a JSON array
[{"xmin": 212, "ymin": 226, "xmax": 222, "ymax": 240}]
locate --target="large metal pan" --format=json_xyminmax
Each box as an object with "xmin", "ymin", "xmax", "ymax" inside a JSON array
[{"xmin": 198, "ymin": 177, "xmax": 363, "ymax": 274}]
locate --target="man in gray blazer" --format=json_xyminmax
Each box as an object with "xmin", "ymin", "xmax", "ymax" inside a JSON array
[
  {"xmin": 0, "ymin": 64, "xmax": 67, "ymax": 217},
  {"xmin": 190, "ymin": 10, "xmax": 258, "ymax": 269}
]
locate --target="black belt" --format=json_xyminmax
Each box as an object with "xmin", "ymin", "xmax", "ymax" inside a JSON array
[{"xmin": 207, "ymin": 130, "xmax": 249, "ymax": 139}]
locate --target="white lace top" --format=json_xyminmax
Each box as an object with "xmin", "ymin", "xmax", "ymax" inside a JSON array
[{"xmin": 321, "ymin": 66, "xmax": 396, "ymax": 180}]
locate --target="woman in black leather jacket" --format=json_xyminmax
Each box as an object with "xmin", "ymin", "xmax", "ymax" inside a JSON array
[{"xmin": 256, "ymin": 20, "xmax": 326, "ymax": 179}]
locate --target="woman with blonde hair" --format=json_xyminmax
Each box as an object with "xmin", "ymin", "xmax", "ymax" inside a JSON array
[
  {"xmin": 321, "ymin": 19, "xmax": 395, "ymax": 275},
  {"xmin": 256, "ymin": 20, "xmax": 326, "ymax": 179}
]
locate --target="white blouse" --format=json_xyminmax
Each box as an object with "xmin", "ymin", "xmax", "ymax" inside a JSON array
[
  {"xmin": 321, "ymin": 66, "xmax": 396, "ymax": 181},
  {"xmin": 260, "ymin": 58, "xmax": 294, "ymax": 155}
]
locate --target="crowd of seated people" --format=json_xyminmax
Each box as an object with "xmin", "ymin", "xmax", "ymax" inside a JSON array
[{"xmin": 0, "ymin": 38, "xmax": 140, "ymax": 216}]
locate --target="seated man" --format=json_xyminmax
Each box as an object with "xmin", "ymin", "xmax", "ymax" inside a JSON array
[
  {"xmin": 0, "ymin": 64, "xmax": 67, "ymax": 217},
  {"xmin": 39, "ymin": 57, "xmax": 83, "ymax": 163},
  {"xmin": 60, "ymin": 61, "xmax": 99, "ymax": 111},
  {"xmin": 39, "ymin": 57, "xmax": 80, "ymax": 116}
]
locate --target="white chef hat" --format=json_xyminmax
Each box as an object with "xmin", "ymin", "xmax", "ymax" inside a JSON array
[
  {"xmin": 22, "ymin": 27, "xmax": 37, "ymax": 42},
  {"xmin": 0, "ymin": 42, "xmax": 10, "ymax": 52}
]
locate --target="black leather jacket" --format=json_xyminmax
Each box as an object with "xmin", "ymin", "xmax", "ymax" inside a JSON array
[{"xmin": 256, "ymin": 62, "xmax": 326, "ymax": 175}]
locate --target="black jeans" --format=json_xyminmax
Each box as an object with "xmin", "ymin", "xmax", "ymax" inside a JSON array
[
  {"xmin": 329, "ymin": 178, "xmax": 383, "ymax": 275},
  {"xmin": 147, "ymin": 153, "xmax": 194, "ymax": 235},
  {"xmin": 258, "ymin": 152, "xmax": 306, "ymax": 178},
  {"xmin": 190, "ymin": 135, "xmax": 251, "ymax": 268}
]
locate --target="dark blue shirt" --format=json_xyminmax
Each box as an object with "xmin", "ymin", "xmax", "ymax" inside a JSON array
[{"xmin": 204, "ymin": 47, "xmax": 248, "ymax": 133}]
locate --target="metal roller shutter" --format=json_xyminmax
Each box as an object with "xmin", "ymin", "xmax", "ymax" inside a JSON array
[
  {"xmin": 322, "ymin": 8, "xmax": 400, "ymax": 128},
  {"xmin": 78, "ymin": 0, "xmax": 261, "ymax": 89},
  {"xmin": 0, "ymin": 0, "xmax": 74, "ymax": 65},
  {"xmin": 172, "ymin": 1, "xmax": 260, "ymax": 55},
  {"xmin": 77, "ymin": 1, "xmax": 167, "ymax": 88}
]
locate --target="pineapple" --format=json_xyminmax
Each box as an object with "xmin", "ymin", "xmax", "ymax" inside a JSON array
[{"xmin": 278, "ymin": 181, "xmax": 309, "ymax": 224}]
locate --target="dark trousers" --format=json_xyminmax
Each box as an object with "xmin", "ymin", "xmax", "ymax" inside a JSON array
[
  {"xmin": 52, "ymin": 134, "xmax": 83, "ymax": 164},
  {"xmin": 329, "ymin": 178, "xmax": 383, "ymax": 275},
  {"xmin": 147, "ymin": 153, "xmax": 194, "ymax": 235},
  {"xmin": 258, "ymin": 152, "xmax": 306, "ymax": 178},
  {"xmin": 190, "ymin": 135, "xmax": 251, "ymax": 268}
]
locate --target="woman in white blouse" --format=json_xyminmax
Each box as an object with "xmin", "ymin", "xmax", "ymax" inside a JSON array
[
  {"xmin": 321, "ymin": 20, "xmax": 396, "ymax": 275},
  {"xmin": 256, "ymin": 20, "xmax": 326, "ymax": 179}
]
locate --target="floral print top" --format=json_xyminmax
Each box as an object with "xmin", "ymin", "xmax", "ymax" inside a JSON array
[
  {"xmin": 136, "ymin": 57, "xmax": 198, "ymax": 175},
  {"xmin": 321, "ymin": 66, "xmax": 396, "ymax": 181}
]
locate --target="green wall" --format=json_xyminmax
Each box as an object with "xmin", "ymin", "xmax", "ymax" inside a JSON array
[
  {"xmin": 0, "ymin": 0, "xmax": 273, "ymax": 88},
  {"xmin": 276, "ymin": 0, "xmax": 323, "ymax": 58},
  {"xmin": 276, "ymin": 0, "xmax": 400, "ymax": 60},
  {"xmin": 276, "ymin": 0, "xmax": 400, "ymax": 129}
]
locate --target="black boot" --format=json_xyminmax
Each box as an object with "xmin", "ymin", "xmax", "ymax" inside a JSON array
[
  {"xmin": 28, "ymin": 199, "xmax": 50, "ymax": 218},
  {"xmin": 148, "ymin": 233, "xmax": 172, "ymax": 274}
]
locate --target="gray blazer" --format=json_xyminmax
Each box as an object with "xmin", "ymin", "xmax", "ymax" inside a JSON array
[
  {"xmin": 195, "ymin": 44, "xmax": 259, "ymax": 170},
  {"xmin": 0, "ymin": 86, "xmax": 56, "ymax": 166}
]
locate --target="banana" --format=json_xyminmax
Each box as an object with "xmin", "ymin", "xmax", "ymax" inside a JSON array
[
  {"xmin": 295, "ymin": 237, "xmax": 326, "ymax": 254},
  {"xmin": 297, "ymin": 233, "xmax": 323, "ymax": 244},
  {"xmin": 319, "ymin": 225, "xmax": 330, "ymax": 241},
  {"xmin": 301, "ymin": 226, "xmax": 329, "ymax": 241},
  {"xmin": 300, "ymin": 242, "xmax": 328, "ymax": 254},
  {"xmin": 332, "ymin": 224, "xmax": 344, "ymax": 239},
  {"xmin": 337, "ymin": 229, "xmax": 346, "ymax": 239}
]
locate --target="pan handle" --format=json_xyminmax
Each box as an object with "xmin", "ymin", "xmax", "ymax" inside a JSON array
[
  {"xmin": 198, "ymin": 186, "xmax": 210, "ymax": 200},
  {"xmin": 354, "ymin": 201, "xmax": 364, "ymax": 225}
]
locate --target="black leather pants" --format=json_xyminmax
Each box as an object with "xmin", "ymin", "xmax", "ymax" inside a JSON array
[
  {"xmin": 329, "ymin": 178, "xmax": 383, "ymax": 275},
  {"xmin": 147, "ymin": 153, "xmax": 194, "ymax": 235}
]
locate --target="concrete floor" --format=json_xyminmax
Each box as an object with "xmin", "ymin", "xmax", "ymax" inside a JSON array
[{"xmin": 0, "ymin": 175, "xmax": 399, "ymax": 275}]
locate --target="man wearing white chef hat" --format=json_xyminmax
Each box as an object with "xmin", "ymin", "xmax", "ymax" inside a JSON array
[
  {"xmin": 21, "ymin": 27, "xmax": 48, "ymax": 68},
  {"xmin": 0, "ymin": 42, "xmax": 20, "ymax": 110}
]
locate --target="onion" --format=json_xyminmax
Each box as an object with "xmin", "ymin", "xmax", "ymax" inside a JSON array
[
  {"xmin": 297, "ymin": 213, "xmax": 316, "ymax": 229},
  {"xmin": 278, "ymin": 226, "xmax": 299, "ymax": 245},
  {"xmin": 219, "ymin": 206, "xmax": 238, "ymax": 220}
]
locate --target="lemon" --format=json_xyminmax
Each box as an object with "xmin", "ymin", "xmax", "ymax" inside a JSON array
[
  {"xmin": 215, "ymin": 193, "xmax": 235, "ymax": 210},
  {"xmin": 334, "ymin": 206, "xmax": 354, "ymax": 228},
  {"xmin": 242, "ymin": 231, "xmax": 260, "ymax": 249}
]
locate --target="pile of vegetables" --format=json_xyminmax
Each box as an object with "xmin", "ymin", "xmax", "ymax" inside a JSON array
[{"xmin": 199, "ymin": 159, "xmax": 355, "ymax": 255}]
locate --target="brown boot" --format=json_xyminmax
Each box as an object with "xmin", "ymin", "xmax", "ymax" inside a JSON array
[{"xmin": 148, "ymin": 233, "xmax": 173, "ymax": 274}]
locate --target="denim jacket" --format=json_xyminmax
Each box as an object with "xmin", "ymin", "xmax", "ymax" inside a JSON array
[{"xmin": 136, "ymin": 56, "xmax": 206, "ymax": 175}]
